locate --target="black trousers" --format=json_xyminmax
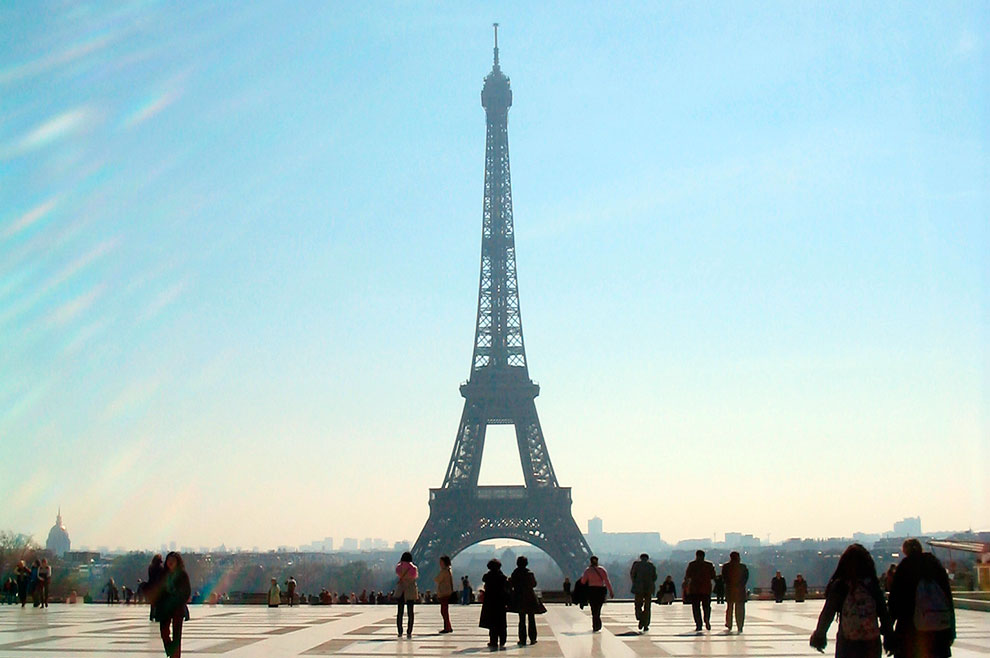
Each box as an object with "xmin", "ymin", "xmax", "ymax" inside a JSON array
[
  {"xmin": 691, "ymin": 595, "xmax": 711, "ymax": 629},
  {"xmin": 488, "ymin": 624, "xmax": 507, "ymax": 646},
  {"xmin": 396, "ymin": 598, "xmax": 414, "ymax": 635},
  {"xmin": 588, "ymin": 587, "xmax": 607, "ymax": 631},
  {"xmin": 518, "ymin": 612, "xmax": 536, "ymax": 643},
  {"xmin": 160, "ymin": 611, "xmax": 184, "ymax": 658}
]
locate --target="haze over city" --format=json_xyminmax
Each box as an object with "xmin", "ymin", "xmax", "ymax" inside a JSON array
[{"xmin": 2, "ymin": 1, "xmax": 987, "ymax": 553}]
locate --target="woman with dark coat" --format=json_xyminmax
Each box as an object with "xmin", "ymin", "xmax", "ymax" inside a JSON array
[
  {"xmin": 810, "ymin": 543, "xmax": 892, "ymax": 658},
  {"xmin": 510, "ymin": 556, "xmax": 546, "ymax": 645},
  {"xmin": 887, "ymin": 539, "xmax": 955, "ymax": 658},
  {"xmin": 147, "ymin": 554, "xmax": 165, "ymax": 621},
  {"xmin": 158, "ymin": 552, "xmax": 191, "ymax": 658},
  {"xmin": 479, "ymin": 559, "xmax": 509, "ymax": 649},
  {"xmin": 657, "ymin": 575, "xmax": 676, "ymax": 604},
  {"xmin": 15, "ymin": 561, "xmax": 29, "ymax": 607}
]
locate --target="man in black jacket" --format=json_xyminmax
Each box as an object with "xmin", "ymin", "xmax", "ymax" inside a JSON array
[
  {"xmin": 887, "ymin": 538, "xmax": 955, "ymax": 658},
  {"xmin": 630, "ymin": 554, "xmax": 657, "ymax": 632},
  {"xmin": 684, "ymin": 550, "xmax": 716, "ymax": 632}
]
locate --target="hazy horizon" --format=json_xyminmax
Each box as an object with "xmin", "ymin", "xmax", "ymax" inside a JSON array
[{"xmin": 2, "ymin": 2, "xmax": 987, "ymax": 553}]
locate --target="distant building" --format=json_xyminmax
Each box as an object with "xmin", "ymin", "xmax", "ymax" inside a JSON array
[
  {"xmin": 341, "ymin": 538, "xmax": 358, "ymax": 551},
  {"xmin": 584, "ymin": 517, "xmax": 664, "ymax": 557},
  {"xmin": 852, "ymin": 532, "xmax": 881, "ymax": 547},
  {"xmin": 723, "ymin": 532, "xmax": 761, "ymax": 548},
  {"xmin": 893, "ymin": 517, "xmax": 922, "ymax": 537},
  {"xmin": 393, "ymin": 540, "xmax": 410, "ymax": 552},
  {"xmin": 45, "ymin": 509, "xmax": 70, "ymax": 556}
]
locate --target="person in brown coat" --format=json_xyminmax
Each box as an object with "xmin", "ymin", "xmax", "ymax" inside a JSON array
[
  {"xmin": 794, "ymin": 574, "xmax": 809, "ymax": 603},
  {"xmin": 721, "ymin": 551, "xmax": 749, "ymax": 632}
]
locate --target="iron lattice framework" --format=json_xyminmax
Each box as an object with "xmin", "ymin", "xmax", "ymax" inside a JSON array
[{"xmin": 412, "ymin": 26, "xmax": 592, "ymax": 583}]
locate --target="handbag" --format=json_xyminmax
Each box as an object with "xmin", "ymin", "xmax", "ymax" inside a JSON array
[{"xmin": 572, "ymin": 579, "xmax": 588, "ymax": 606}]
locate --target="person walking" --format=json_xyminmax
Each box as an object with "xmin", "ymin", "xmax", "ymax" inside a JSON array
[
  {"xmin": 794, "ymin": 574, "xmax": 809, "ymax": 603},
  {"xmin": 395, "ymin": 551, "xmax": 418, "ymax": 638},
  {"xmin": 510, "ymin": 556, "xmax": 545, "ymax": 645},
  {"xmin": 578, "ymin": 556, "xmax": 614, "ymax": 632},
  {"xmin": 479, "ymin": 558, "xmax": 509, "ymax": 648},
  {"xmin": 721, "ymin": 551, "xmax": 749, "ymax": 633},
  {"xmin": 562, "ymin": 577, "xmax": 571, "ymax": 605},
  {"xmin": 267, "ymin": 578, "xmax": 280, "ymax": 607},
  {"xmin": 684, "ymin": 550, "xmax": 716, "ymax": 632},
  {"xmin": 286, "ymin": 577, "xmax": 297, "ymax": 607},
  {"xmin": 158, "ymin": 552, "xmax": 191, "ymax": 658},
  {"xmin": 38, "ymin": 559, "xmax": 52, "ymax": 608},
  {"xmin": 434, "ymin": 555, "xmax": 454, "ymax": 633},
  {"xmin": 15, "ymin": 561, "xmax": 29, "ymax": 608},
  {"xmin": 886, "ymin": 538, "xmax": 955, "ymax": 658},
  {"xmin": 657, "ymin": 575, "xmax": 676, "ymax": 604},
  {"xmin": 148, "ymin": 554, "xmax": 165, "ymax": 621},
  {"xmin": 713, "ymin": 573, "xmax": 726, "ymax": 604},
  {"xmin": 461, "ymin": 576, "xmax": 473, "ymax": 605},
  {"xmin": 106, "ymin": 577, "xmax": 118, "ymax": 605},
  {"xmin": 810, "ymin": 543, "xmax": 892, "ymax": 658},
  {"xmin": 29, "ymin": 560, "xmax": 41, "ymax": 608},
  {"xmin": 771, "ymin": 571, "xmax": 787, "ymax": 603},
  {"xmin": 630, "ymin": 553, "xmax": 657, "ymax": 632}
]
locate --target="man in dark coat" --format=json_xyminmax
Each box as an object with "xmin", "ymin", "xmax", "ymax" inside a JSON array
[
  {"xmin": 887, "ymin": 539, "xmax": 955, "ymax": 658},
  {"xmin": 630, "ymin": 553, "xmax": 657, "ymax": 632},
  {"xmin": 721, "ymin": 551, "xmax": 749, "ymax": 632},
  {"xmin": 771, "ymin": 571, "xmax": 787, "ymax": 603},
  {"xmin": 684, "ymin": 550, "xmax": 716, "ymax": 631},
  {"xmin": 509, "ymin": 556, "xmax": 545, "ymax": 645}
]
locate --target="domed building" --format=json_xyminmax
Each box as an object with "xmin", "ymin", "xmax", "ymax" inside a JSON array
[{"xmin": 46, "ymin": 508, "xmax": 70, "ymax": 556}]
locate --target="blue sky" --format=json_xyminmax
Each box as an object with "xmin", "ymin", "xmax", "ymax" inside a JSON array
[{"xmin": 1, "ymin": 1, "xmax": 986, "ymax": 551}]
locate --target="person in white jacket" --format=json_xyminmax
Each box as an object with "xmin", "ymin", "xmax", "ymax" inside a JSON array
[{"xmin": 267, "ymin": 578, "xmax": 281, "ymax": 607}]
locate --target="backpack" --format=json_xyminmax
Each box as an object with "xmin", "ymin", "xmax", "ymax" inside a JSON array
[
  {"xmin": 913, "ymin": 577, "xmax": 952, "ymax": 631},
  {"xmin": 840, "ymin": 580, "xmax": 880, "ymax": 641}
]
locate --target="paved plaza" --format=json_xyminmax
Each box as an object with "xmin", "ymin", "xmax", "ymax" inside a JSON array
[{"xmin": 0, "ymin": 601, "xmax": 987, "ymax": 657}]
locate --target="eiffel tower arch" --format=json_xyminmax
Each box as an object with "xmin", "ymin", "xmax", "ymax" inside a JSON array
[{"xmin": 412, "ymin": 25, "xmax": 592, "ymax": 583}]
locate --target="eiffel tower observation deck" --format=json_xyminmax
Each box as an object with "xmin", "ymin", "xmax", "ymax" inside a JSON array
[{"xmin": 411, "ymin": 26, "xmax": 592, "ymax": 584}]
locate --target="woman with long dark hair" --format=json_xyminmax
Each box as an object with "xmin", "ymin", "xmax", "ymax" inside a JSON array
[
  {"xmin": 158, "ymin": 552, "xmax": 191, "ymax": 658},
  {"xmin": 510, "ymin": 555, "xmax": 546, "ymax": 645},
  {"xmin": 395, "ymin": 551, "xmax": 418, "ymax": 638},
  {"xmin": 810, "ymin": 543, "xmax": 892, "ymax": 658}
]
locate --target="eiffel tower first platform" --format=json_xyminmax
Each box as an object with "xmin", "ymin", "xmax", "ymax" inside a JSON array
[{"xmin": 411, "ymin": 26, "xmax": 592, "ymax": 582}]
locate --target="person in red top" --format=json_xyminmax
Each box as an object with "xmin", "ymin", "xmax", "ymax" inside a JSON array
[
  {"xmin": 578, "ymin": 556, "xmax": 614, "ymax": 632},
  {"xmin": 684, "ymin": 550, "xmax": 717, "ymax": 632}
]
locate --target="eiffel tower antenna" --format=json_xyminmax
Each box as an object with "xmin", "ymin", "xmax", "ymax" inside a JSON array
[
  {"xmin": 493, "ymin": 23, "xmax": 499, "ymax": 67},
  {"xmin": 411, "ymin": 28, "xmax": 592, "ymax": 583}
]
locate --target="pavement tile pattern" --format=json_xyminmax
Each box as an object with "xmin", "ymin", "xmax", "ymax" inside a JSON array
[{"xmin": 0, "ymin": 601, "xmax": 987, "ymax": 657}]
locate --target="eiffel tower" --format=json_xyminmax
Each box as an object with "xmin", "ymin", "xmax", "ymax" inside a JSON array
[{"xmin": 411, "ymin": 25, "xmax": 592, "ymax": 583}]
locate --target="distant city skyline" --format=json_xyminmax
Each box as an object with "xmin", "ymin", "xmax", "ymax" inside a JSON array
[
  {"xmin": 2, "ymin": 3, "xmax": 986, "ymax": 551},
  {"xmin": 47, "ymin": 510, "xmax": 957, "ymax": 555}
]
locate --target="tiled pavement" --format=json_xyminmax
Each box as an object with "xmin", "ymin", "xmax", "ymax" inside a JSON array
[{"xmin": 0, "ymin": 601, "xmax": 987, "ymax": 657}]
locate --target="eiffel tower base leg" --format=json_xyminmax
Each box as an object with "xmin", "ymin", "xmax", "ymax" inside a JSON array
[{"xmin": 411, "ymin": 486, "xmax": 592, "ymax": 585}]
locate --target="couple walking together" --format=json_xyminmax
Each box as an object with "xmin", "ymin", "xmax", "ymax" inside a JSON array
[{"xmin": 683, "ymin": 550, "xmax": 749, "ymax": 633}]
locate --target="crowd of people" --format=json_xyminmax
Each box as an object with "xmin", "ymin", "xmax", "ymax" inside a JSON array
[
  {"xmin": 0, "ymin": 537, "xmax": 959, "ymax": 658},
  {"xmin": 1, "ymin": 558, "xmax": 52, "ymax": 608}
]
